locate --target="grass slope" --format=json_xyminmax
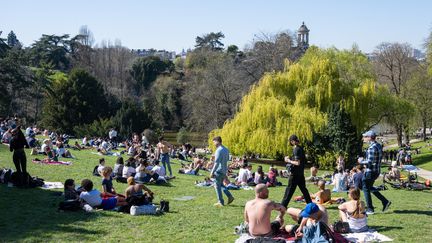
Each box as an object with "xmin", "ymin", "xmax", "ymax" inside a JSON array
[{"xmin": 0, "ymin": 141, "xmax": 431, "ymax": 242}]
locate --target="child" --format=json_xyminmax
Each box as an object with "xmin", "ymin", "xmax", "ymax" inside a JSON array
[
  {"xmin": 101, "ymin": 167, "xmax": 117, "ymax": 197},
  {"xmin": 79, "ymin": 179, "xmax": 126, "ymax": 210},
  {"xmin": 97, "ymin": 158, "xmax": 106, "ymax": 175},
  {"xmin": 64, "ymin": 179, "xmax": 79, "ymax": 200}
]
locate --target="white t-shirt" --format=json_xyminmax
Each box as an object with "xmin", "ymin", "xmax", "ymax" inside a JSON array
[
  {"xmin": 123, "ymin": 166, "xmax": 135, "ymax": 178},
  {"xmin": 152, "ymin": 165, "xmax": 166, "ymax": 176},
  {"xmin": 237, "ymin": 168, "xmax": 249, "ymax": 184},
  {"xmin": 97, "ymin": 165, "xmax": 105, "ymax": 175},
  {"xmin": 79, "ymin": 190, "xmax": 102, "ymax": 207},
  {"xmin": 41, "ymin": 144, "xmax": 48, "ymax": 153}
]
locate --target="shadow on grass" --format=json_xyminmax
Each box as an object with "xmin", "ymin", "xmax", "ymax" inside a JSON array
[
  {"xmin": 0, "ymin": 185, "xmax": 110, "ymax": 241},
  {"xmin": 413, "ymin": 153, "xmax": 432, "ymax": 167},
  {"xmin": 369, "ymin": 225, "xmax": 403, "ymax": 232},
  {"xmin": 393, "ymin": 209, "xmax": 432, "ymax": 216}
]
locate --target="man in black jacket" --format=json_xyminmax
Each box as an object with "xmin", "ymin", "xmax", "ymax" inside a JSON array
[{"xmin": 281, "ymin": 135, "xmax": 312, "ymax": 207}]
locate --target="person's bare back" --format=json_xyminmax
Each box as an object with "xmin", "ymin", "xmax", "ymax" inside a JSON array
[{"xmin": 244, "ymin": 184, "xmax": 286, "ymax": 237}]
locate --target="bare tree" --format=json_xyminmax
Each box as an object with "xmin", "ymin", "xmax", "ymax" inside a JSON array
[{"xmin": 373, "ymin": 42, "xmax": 418, "ymax": 145}]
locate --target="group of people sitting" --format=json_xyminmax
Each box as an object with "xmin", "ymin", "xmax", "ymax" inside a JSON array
[
  {"xmin": 243, "ymin": 184, "xmax": 368, "ymax": 241},
  {"xmin": 64, "ymin": 175, "xmax": 155, "ymax": 211}
]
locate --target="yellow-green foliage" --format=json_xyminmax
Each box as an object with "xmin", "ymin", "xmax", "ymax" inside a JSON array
[{"xmin": 209, "ymin": 47, "xmax": 383, "ymax": 157}]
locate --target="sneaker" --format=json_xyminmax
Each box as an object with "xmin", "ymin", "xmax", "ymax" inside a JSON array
[
  {"xmin": 214, "ymin": 202, "xmax": 223, "ymax": 207},
  {"xmin": 227, "ymin": 197, "xmax": 235, "ymax": 205},
  {"xmin": 383, "ymin": 201, "xmax": 392, "ymax": 212},
  {"xmin": 365, "ymin": 210, "xmax": 374, "ymax": 215}
]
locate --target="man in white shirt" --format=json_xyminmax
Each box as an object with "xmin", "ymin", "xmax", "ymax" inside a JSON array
[{"xmin": 152, "ymin": 160, "xmax": 166, "ymax": 177}]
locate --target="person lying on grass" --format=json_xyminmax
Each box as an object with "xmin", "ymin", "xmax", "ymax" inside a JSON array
[
  {"xmin": 79, "ymin": 179, "xmax": 127, "ymax": 210},
  {"xmin": 285, "ymin": 203, "xmax": 329, "ymax": 238},
  {"xmin": 179, "ymin": 159, "xmax": 203, "ymax": 175},
  {"xmin": 338, "ymin": 187, "xmax": 368, "ymax": 233},
  {"xmin": 244, "ymin": 184, "xmax": 286, "ymax": 237}
]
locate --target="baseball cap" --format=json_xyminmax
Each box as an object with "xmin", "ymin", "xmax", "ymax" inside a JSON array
[
  {"xmin": 362, "ymin": 130, "xmax": 376, "ymax": 137},
  {"xmin": 300, "ymin": 203, "xmax": 319, "ymax": 218}
]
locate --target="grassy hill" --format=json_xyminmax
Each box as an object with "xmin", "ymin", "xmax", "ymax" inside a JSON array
[{"xmin": 0, "ymin": 140, "xmax": 431, "ymax": 242}]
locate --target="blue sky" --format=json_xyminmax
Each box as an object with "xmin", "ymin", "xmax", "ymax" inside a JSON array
[{"xmin": 1, "ymin": 0, "xmax": 431, "ymax": 53}]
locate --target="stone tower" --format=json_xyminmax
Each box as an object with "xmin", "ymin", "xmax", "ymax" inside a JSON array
[{"xmin": 297, "ymin": 22, "xmax": 310, "ymax": 50}]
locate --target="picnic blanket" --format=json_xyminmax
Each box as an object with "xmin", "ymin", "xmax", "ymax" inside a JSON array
[
  {"xmin": 42, "ymin": 182, "xmax": 64, "ymax": 189},
  {"xmin": 343, "ymin": 230, "xmax": 393, "ymax": 242},
  {"xmin": 235, "ymin": 233, "xmax": 295, "ymax": 243},
  {"xmin": 401, "ymin": 165, "xmax": 420, "ymax": 172},
  {"xmin": 32, "ymin": 159, "xmax": 72, "ymax": 166},
  {"xmin": 91, "ymin": 152, "xmax": 121, "ymax": 156}
]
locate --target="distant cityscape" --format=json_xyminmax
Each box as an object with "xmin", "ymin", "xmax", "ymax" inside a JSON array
[{"xmin": 131, "ymin": 22, "xmax": 425, "ymax": 62}]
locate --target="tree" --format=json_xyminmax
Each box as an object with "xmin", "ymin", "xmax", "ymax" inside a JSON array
[
  {"xmin": 30, "ymin": 34, "xmax": 72, "ymax": 70},
  {"xmin": 407, "ymin": 66, "xmax": 432, "ymax": 140},
  {"xmin": 7, "ymin": 31, "xmax": 20, "ymax": 48},
  {"xmin": 209, "ymin": 47, "xmax": 391, "ymax": 158},
  {"xmin": 41, "ymin": 69, "xmax": 110, "ymax": 134},
  {"xmin": 195, "ymin": 32, "xmax": 225, "ymax": 51},
  {"xmin": 111, "ymin": 100, "xmax": 152, "ymax": 138},
  {"xmin": 130, "ymin": 56, "xmax": 174, "ymax": 89},
  {"xmin": 183, "ymin": 51, "xmax": 249, "ymax": 132},
  {"xmin": 373, "ymin": 42, "xmax": 418, "ymax": 145},
  {"xmin": 176, "ymin": 127, "xmax": 189, "ymax": 144},
  {"xmin": 0, "ymin": 31, "xmax": 10, "ymax": 58},
  {"xmin": 323, "ymin": 105, "xmax": 363, "ymax": 168}
]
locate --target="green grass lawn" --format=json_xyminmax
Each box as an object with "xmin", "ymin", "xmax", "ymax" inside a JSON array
[
  {"xmin": 410, "ymin": 141, "xmax": 432, "ymax": 171},
  {"xmin": 0, "ymin": 141, "xmax": 432, "ymax": 242}
]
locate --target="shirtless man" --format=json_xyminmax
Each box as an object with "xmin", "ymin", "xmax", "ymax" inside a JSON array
[
  {"xmin": 157, "ymin": 137, "xmax": 173, "ymax": 177},
  {"xmin": 311, "ymin": 180, "xmax": 331, "ymax": 204},
  {"xmin": 244, "ymin": 184, "xmax": 286, "ymax": 237}
]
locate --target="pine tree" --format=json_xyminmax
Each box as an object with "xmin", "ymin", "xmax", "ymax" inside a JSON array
[{"xmin": 7, "ymin": 31, "xmax": 19, "ymax": 47}]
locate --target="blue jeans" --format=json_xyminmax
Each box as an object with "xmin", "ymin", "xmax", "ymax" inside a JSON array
[
  {"xmin": 362, "ymin": 172, "xmax": 388, "ymax": 211},
  {"xmin": 160, "ymin": 153, "xmax": 172, "ymax": 176},
  {"xmin": 214, "ymin": 173, "xmax": 233, "ymax": 205}
]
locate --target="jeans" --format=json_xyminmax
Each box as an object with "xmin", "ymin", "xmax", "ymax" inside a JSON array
[
  {"xmin": 160, "ymin": 153, "xmax": 172, "ymax": 176},
  {"xmin": 362, "ymin": 172, "xmax": 388, "ymax": 211},
  {"xmin": 281, "ymin": 174, "xmax": 312, "ymax": 207},
  {"xmin": 214, "ymin": 173, "xmax": 233, "ymax": 205},
  {"xmin": 13, "ymin": 149, "xmax": 27, "ymax": 174}
]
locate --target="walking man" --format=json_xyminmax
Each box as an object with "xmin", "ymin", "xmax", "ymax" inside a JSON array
[
  {"xmin": 210, "ymin": 136, "xmax": 234, "ymax": 207},
  {"xmin": 360, "ymin": 130, "xmax": 391, "ymax": 214},
  {"xmin": 281, "ymin": 135, "xmax": 312, "ymax": 207}
]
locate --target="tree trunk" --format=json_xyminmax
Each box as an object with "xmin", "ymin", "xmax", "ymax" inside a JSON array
[
  {"xmin": 396, "ymin": 124, "xmax": 403, "ymax": 147},
  {"xmin": 423, "ymin": 120, "xmax": 427, "ymax": 142},
  {"xmin": 404, "ymin": 125, "xmax": 410, "ymax": 145}
]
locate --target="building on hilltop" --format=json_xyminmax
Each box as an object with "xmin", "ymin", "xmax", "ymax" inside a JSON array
[
  {"xmin": 131, "ymin": 48, "xmax": 176, "ymax": 60},
  {"xmin": 297, "ymin": 21, "xmax": 310, "ymax": 51}
]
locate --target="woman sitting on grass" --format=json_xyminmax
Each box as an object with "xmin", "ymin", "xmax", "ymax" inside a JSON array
[
  {"xmin": 101, "ymin": 167, "xmax": 121, "ymax": 197},
  {"xmin": 338, "ymin": 188, "xmax": 368, "ymax": 233},
  {"xmin": 64, "ymin": 179, "xmax": 80, "ymax": 200},
  {"xmin": 134, "ymin": 160, "xmax": 159, "ymax": 183},
  {"xmin": 125, "ymin": 177, "xmax": 154, "ymax": 200},
  {"xmin": 79, "ymin": 179, "xmax": 127, "ymax": 210}
]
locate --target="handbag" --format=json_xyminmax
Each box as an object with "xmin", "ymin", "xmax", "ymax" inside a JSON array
[{"xmin": 332, "ymin": 221, "xmax": 350, "ymax": 233}]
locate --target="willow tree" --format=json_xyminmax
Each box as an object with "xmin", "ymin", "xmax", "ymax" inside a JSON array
[{"xmin": 209, "ymin": 47, "xmax": 390, "ymax": 158}]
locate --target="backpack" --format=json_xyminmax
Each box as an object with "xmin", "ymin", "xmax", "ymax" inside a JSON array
[
  {"xmin": 92, "ymin": 166, "xmax": 100, "ymax": 176},
  {"xmin": 0, "ymin": 168, "xmax": 13, "ymax": 183},
  {"xmin": 58, "ymin": 200, "xmax": 81, "ymax": 211},
  {"xmin": 332, "ymin": 221, "xmax": 350, "ymax": 233}
]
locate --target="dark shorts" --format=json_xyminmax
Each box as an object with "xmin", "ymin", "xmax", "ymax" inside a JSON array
[
  {"xmin": 101, "ymin": 197, "xmax": 117, "ymax": 210},
  {"xmin": 253, "ymin": 221, "xmax": 281, "ymax": 237}
]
